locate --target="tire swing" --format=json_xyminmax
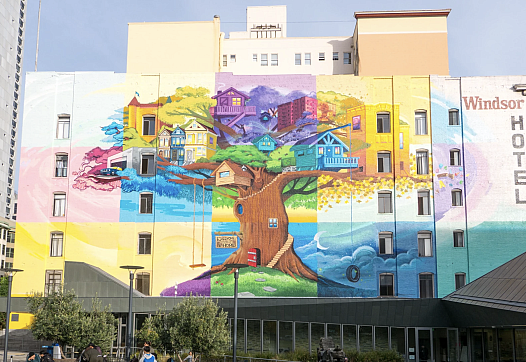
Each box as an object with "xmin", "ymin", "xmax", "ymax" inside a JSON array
[{"xmin": 346, "ymin": 265, "xmax": 360, "ymax": 283}]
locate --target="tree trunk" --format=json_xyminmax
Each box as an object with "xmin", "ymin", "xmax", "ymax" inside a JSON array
[{"xmin": 212, "ymin": 173, "xmax": 317, "ymax": 281}]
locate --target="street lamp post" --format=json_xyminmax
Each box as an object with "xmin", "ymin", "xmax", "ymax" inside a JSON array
[
  {"xmin": 120, "ymin": 265, "xmax": 144, "ymax": 362},
  {"xmin": 0, "ymin": 268, "xmax": 23, "ymax": 362},
  {"xmin": 224, "ymin": 263, "xmax": 248, "ymax": 362}
]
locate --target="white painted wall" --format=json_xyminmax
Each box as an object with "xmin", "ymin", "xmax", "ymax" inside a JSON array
[{"xmin": 221, "ymin": 36, "xmax": 354, "ymax": 76}]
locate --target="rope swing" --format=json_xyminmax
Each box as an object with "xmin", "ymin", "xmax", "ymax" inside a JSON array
[{"xmin": 190, "ymin": 178, "xmax": 206, "ymax": 268}]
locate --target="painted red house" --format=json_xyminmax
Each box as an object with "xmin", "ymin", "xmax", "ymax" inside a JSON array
[
  {"xmin": 209, "ymin": 87, "xmax": 257, "ymax": 128},
  {"xmin": 277, "ymin": 96, "xmax": 318, "ymax": 131}
]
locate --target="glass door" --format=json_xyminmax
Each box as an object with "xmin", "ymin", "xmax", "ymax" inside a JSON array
[{"xmin": 418, "ymin": 329, "xmax": 433, "ymax": 362}]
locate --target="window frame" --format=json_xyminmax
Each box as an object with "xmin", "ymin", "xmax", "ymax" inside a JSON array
[
  {"xmin": 419, "ymin": 273, "xmax": 434, "ymax": 298},
  {"xmin": 305, "ymin": 53, "xmax": 311, "ymax": 65},
  {"xmin": 376, "ymin": 113, "xmax": 391, "ymax": 133},
  {"xmin": 453, "ymin": 230, "xmax": 465, "ymax": 247},
  {"xmin": 455, "ymin": 273, "xmax": 466, "ymax": 290},
  {"xmin": 378, "ymin": 191, "xmax": 393, "ymax": 214},
  {"xmin": 230, "ymin": 54, "xmax": 236, "ymax": 63},
  {"xmin": 252, "ymin": 54, "xmax": 257, "ymax": 62},
  {"xmin": 139, "ymin": 192, "xmax": 153, "ymax": 214},
  {"xmin": 295, "ymin": 53, "xmax": 301, "ymax": 65},
  {"xmin": 450, "ymin": 149, "xmax": 461, "ymax": 166},
  {"xmin": 333, "ymin": 52, "xmax": 339, "ymax": 61},
  {"xmin": 56, "ymin": 115, "xmax": 71, "ymax": 139},
  {"xmin": 50, "ymin": 232, "xmax": 63, "ymax": 257},
  {"xmin": 55, "ymin": 153, "xmax": 68, "ymax": 177},
  {"xmin": 378, "ymin": 232, "xmax": 393, "ymax": 255},
  {"xmin": 379, "ymin": 273, "xmax": 395, "ymax": 296},
  {"xmin": 449, "ymin": 109, "xmax": 460, "ymax": 126},
  {"xmin": 416, "ymin": 150, "xmax": 429, "ymax": 175},
  {"xmin": 417, "ymin": 189, "xmax": 431, "ymax": 216},
  {"xmin": 52, "ymin": 192, "xmax": 66, "ymax": 217},
  {"xmin": 45, "ymin": 269, "xmax": 62, "ymax": 296},
  {"xmin": 136, "ymin": 272, "xmax": 150, "ymax": 295},
  {"xmin": 343, "ymin": 52, "xmax": 351, "ymax": 64},
  {"xmin": 377, "ymin": 151, "xmax": 391, "ymax": 173},
  {"xmin": 140, "ymin": 153, "xmax": 155, "ymax": 176},
  {"xmin": 138, "ymin": 233, "xmax": 152, "ymax": 255},
  {"xmin": 319, "ymin": 52, "xmax": 325, "ymax": 61},
  {"xmin": 417, "ymin": 231, "xmax": 433, "ymax": 257},
  {"xmin": 261, "ymin": 54, "xmax": 268, "ymax": 66},
  {"xmin": 451, "ymin": 189, "xmax": 463, "ymax": 206},
  {"xmin": 271, "ymin": 53, "xmax": 278, "ymax": 66},
  {"xmin": 222, "ymin": 54, "xmax": 227, "ymax": 67},
  {"xmin": 142, "ymin": 115, "xmax": 156, "ymax": 136},
  {"xmin": 415, "ymin": 111, "xmax": 428, "ymax": 135}
]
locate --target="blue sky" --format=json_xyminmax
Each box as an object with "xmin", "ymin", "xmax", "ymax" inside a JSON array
[{"xmin": 21, "ymin": 0, "xmax": 526, "ymax": 77}]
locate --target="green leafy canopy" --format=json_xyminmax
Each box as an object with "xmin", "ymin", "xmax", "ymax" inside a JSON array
[{"xmin": 210, "ymin": 145, "xmax": 269, "ymax": 168}]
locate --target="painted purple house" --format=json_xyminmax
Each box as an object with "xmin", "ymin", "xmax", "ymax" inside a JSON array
[{"xmin": 209, "ymin": 87, "xmax": 257, "ymax": 128}]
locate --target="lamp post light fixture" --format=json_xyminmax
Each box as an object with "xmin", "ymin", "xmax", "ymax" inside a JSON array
[
  {"xmin": 120, "ymin": 265, "xmax": 144, "ymax": 362},
  {"xmin": 0, "ymin": 268, "xmax": 23, "ymax": 362},
  {"xmin": 224, "ymin": 263, "xmax": 249, "ymax": 362}
]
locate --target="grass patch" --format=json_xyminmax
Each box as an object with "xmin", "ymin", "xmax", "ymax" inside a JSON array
[{"xmin": 211, "ymin": 266, "xmax": 317, "ymax": 297}]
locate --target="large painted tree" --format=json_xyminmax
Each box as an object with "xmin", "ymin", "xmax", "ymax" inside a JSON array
[{"xmin": 158, "ymin": 145, "xmax": 352, "ymax": 281}]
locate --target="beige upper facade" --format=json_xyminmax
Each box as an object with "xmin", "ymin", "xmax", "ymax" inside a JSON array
[
  {"xmin": 126, "ymin": 6, "xmax": 450, "ymax": 77},
  {"xmin": 353, "ymin": 9, "xmax": 450, "ymax": 76}
]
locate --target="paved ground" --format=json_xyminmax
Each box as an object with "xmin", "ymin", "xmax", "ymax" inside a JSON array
[{"xmin": 0, "ymin": 351, "xmax": 30, "ymax": 362}]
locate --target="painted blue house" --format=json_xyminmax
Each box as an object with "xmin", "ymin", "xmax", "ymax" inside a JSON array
[
  {"xmin": 170, "ymin": 126, "xmax": 186, "ymax": 166},
  {"xmin": 291, "ymin": 126, "xmax": 359, "ymax": 171},
  {"xmin": 252, "ymin": 134, "xmax": 277, "ymax": 153}
]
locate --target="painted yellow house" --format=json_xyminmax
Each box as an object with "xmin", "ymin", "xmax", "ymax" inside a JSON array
[
  {"xmin": 124, "ymin": 97, "xmax": 163, "ymax": 144},
  {"xmin": 347, "ymin": 103, "xmax": 410, "ymax": 177},
  {"xmin": 182, "ymin": 120, "xmax": 217, "ymax": 163}
]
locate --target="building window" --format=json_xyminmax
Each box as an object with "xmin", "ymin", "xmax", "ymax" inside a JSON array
[
  {"xmin": 416, "ymin": 150, "xmax": 429, "ymax": 175},
  {"xmin": 415, "ymin": 111, "xmax": 427, "ymax": 135},
  {"xmin": 377, "ymin": 113, "xmax": 391, "ymax": 133},
  {"xmin": 452, "ymin": 189, "xmax": 463, "ymax": 206},
  {"xmin": 455, "ymin": 273, "xmax": 466, "ymax": 290},
  {"xmin": 379, "ymin": 273, "xmax": 394, "ymax": 296},
  {"xmin": 223, "ymin": 54, "xmax": 227, "ymax": 67},
  {"xmin": 319, "ymin": 52, "xmax": 325, "ymax": 61},
  {"xmin": 318, "ymin": 147, "xmax": 324, "ymax": 155},
  {"xmin": 305, "ymin": 53, "xmax": 311, "ymax": 65},
  {"xmin": 418, "ymin": 231, "xmax": 433, "ymax": 257},
  {"xmin": 230, "ymin": 54, "xmax": 236, "ymax": 63},
  {"xmin": 450, "ymin": 149, "xmax": 461, "ymax": 166},
  {"xmin": 261, "ymin": 54, "xmax": 268, "ymax": 66},
  {"xmin": 419, "ymin": 273, "xmax": 434, "ymax": 298},
  {"xmin": 378, "ymin": 232, "xmax": 393, "ymax": 255},
  {"xmin": 271, "ymin": 54, "xmax": 278, "ymax": 66},
  {"xmin": 449, "ymin": 109, "xmax": 460, "ymax": 125},
  {"xmin": 136, "ymin": 272, "xmax": 150, "ymax": 295},
  {"xmin": 378, "ymin": 191, "xmax": 392, "ymax": 214},
  {"xmin": 453, "ymin": 230, "xmax": 465, "ymax": 247},
  {"xmin": 268, "ymin": 218, "xmax": 278, "ymax": 228},
  {"xmin": 53, "ymin": 193, "xmax": 66, "ymax": 217},
  {"xmin": 344, "ymin": 52, "xmax": 351, "ymax": 64},
  {"xmin": 253, "ymin": 54, "xmax": 257, "ymax": 62},
  {"xmin": 142, "ymin": 116, "xmax": 155, "ymax": 136},
  {"xmin": 141, "ymin": 154, "xmax": 155, "ymax": 175},
  {"xmin": 56, "ymin": 115, "xmax": 70, "ymax": 139},
  {"xmin": 140, "ymin": 193, "xmax": 153, "ymax": 214},
  {"xmin": 333, "ymin": 52, "xmax": 339, "ymax": 61},
  {"xmin": 232, "ymin": 98, "xmax": 241, "ymax": 106},
  {"xmin": 417, "ymin": 190, "xmax": 431, "ymax": 215},
  {"xmin": 50, "ymin": 232, "xmax": 63, "ymax": 257},
  {"xmin": 6, "ymin": 248, "xmax": 14, "ymax": 258},
  {"xmin": 295, "ymin": 53, "xmax": 301, "ymax": 65},
  {"xmin": 377, "ymin": 152, "xmax": 391, "ymax": 173},
  {"xmin": 138, "ymin": 233, "xmax": 152, "ymax": 255},
  {"xmin": 55, "ymin": 154, "xmax": 68, "ymax": 177},
  {"xmin": 45, "ymin": 270, "xmax": 62, "ymax": 296}
]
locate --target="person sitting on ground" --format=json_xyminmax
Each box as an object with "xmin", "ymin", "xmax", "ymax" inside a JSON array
[
  {"xmin": 139, "ymin": 346, "xmax": 156, "ymax": 362},
  {"xmin": 27, "ymin": 352, "xmax": 40, "ymax": 362},
  {"xmin": 39, "ymin": 350, "xmax": 53, "ymax": 362}
]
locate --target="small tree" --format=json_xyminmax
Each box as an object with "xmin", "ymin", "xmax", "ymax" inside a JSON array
[
  {"xmin": 137, "ymin": 296, "xmax": 230, "ymax": 357},
  {"xmin": 27, "ymin": 289, "xmax": 117, "ymax": 354},
  {"xmin": 78, "ymin": 298, "xmax": 118, "ymax": 352}
]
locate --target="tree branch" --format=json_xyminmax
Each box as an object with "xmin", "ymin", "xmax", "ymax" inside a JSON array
[{"xmin": 213, "ymin": 190, "xmax": 238, "ymax": 201}]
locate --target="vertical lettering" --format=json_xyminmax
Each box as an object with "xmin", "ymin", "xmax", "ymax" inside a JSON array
[
  {"xmin": 515, "ymin": 170, "xmax": 526, "ymax": 185},
  {"xmin": 512, "ymin": 116, "xmax": 524, "ymax": 130},
  {"xmin": 516, "ymin": 189, "xmax": 526, "ymax": 204},
  {"xmin": 514, "ymin": 152, "xmax": 526, "ymax": 167},
  {"xmin": 512, "ymin": 134, "xmax": 525, "ymax": 148}
]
